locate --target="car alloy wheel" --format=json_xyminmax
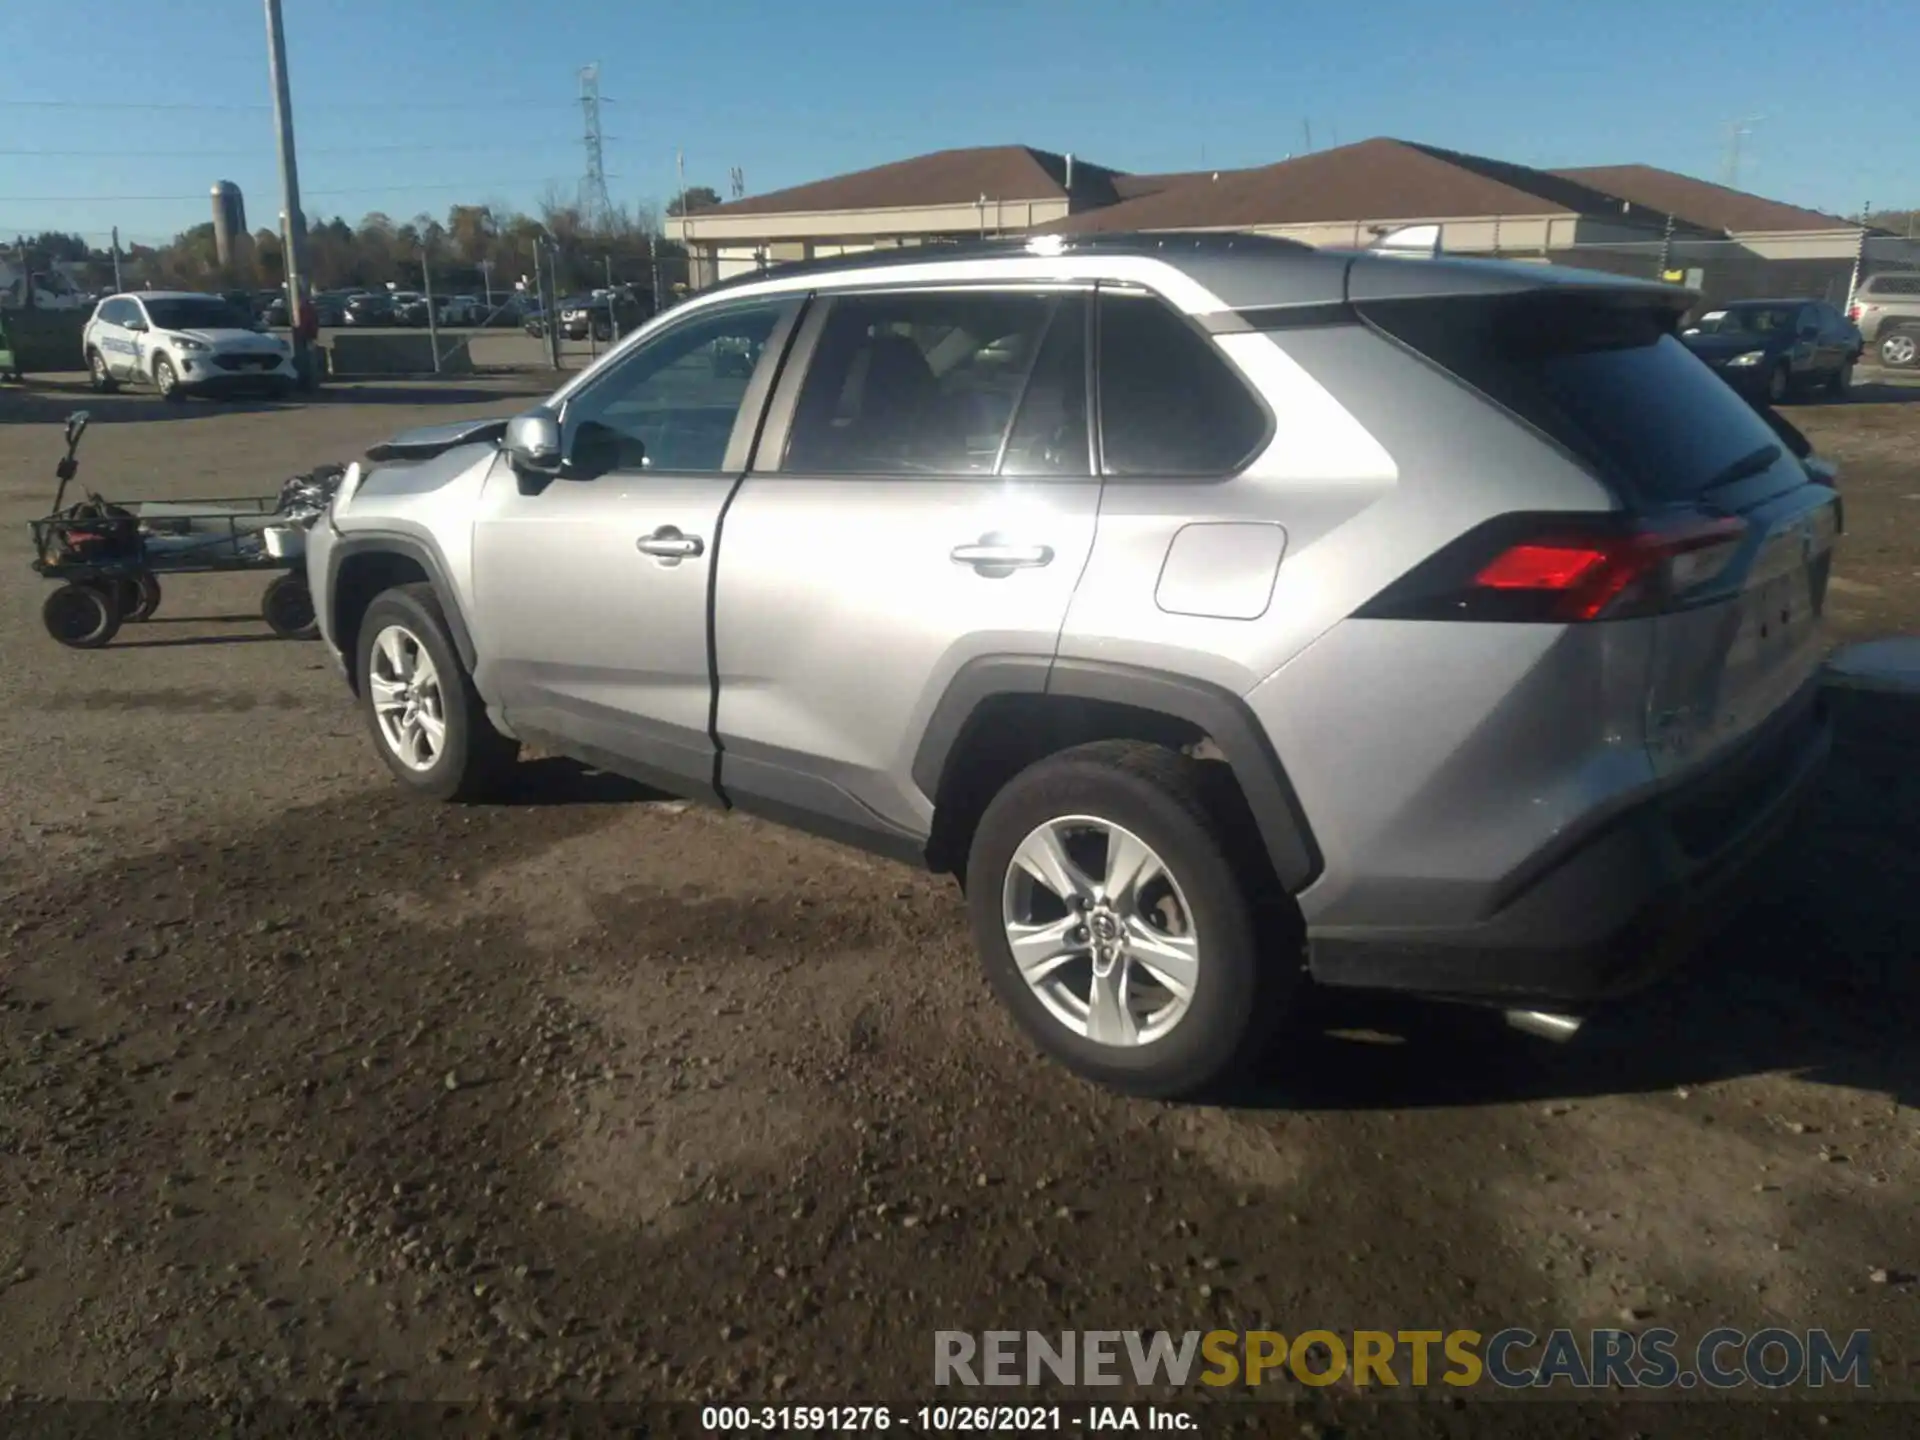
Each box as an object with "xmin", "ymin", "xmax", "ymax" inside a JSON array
[
  {"xmin": 1000, "ymin": 814, "xmax": 1199, "ymax": 1048},
  {"xmin": 367, "ymin": 623, "xmax": 448, "ymax": 772},
  {"xmin": 1881, "ymin": 332, "xmax": 1918, "ymax": 368}
]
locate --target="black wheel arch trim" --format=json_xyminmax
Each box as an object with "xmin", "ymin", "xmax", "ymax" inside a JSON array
[
  {"xmin": 325, "ymin": 531, "xmax": 478, "ymax": 675},
  {"xmin": 912, "ymin": 655, "xmax": 1323, "ymax": 893}
]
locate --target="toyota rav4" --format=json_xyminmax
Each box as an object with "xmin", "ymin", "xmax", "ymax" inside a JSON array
[{"xmin": 306, "ymin": 234, "xmax": 1839, "ymax": 1098}]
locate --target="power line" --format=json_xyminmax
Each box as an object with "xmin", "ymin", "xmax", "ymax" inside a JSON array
[
  {"xmin": 1, "ymin": 98, "xmax": 580, "ymax": 113},
  {"xmin": 0, "ymin": 142, "xmax": 590, "ymax": 158},
  {"xmin": 0, "ymin": 177, "xmax": 599, "ymax": 204}
]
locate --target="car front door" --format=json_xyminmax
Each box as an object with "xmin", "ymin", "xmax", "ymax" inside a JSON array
[
  {"xmin": 1817, "ymin": 304, "xmax": 1855, "ymax": 371},
  {"xmin": 94, "ymin": 300, "xmax": 138, "ymax": 378},
  {"xmin": 468, "ymin": 293, "xmax": 802, "ymax": 800},
  {"xmin": 1794, "ymin": 305, "xmax": 1825, "ymax": 378},
  {"xmin": 712, "ymin": 286, "xmax": 1101, "ymax": 849}
]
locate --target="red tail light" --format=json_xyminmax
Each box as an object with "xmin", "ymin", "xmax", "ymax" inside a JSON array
[
  {"xmin": 1847, "ymin": 305, "xmax": 1861, "ymax": 323},
  {"xmin": 1357, "ymin": 515, "xmax": 1749, "ymax": 623}
]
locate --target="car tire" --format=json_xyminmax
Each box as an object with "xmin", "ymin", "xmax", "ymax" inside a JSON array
[
  {"xmin": 153, "ymin": 356, "xmax": 185, "ymax": 404},
  {"xmin": 261, "ymin": 574, "xmax": 320, "ymax": 640},
  {"xmin": 116, "ymin": 572, "xmax": 162, "ymax": 622},
  {"xmin": 1879, "ymin": 328, "xmax": 1920, "ymax": 369},
  {"xmin": 1826, "ymin": 360, "xmax": 1853, "ymax": 399},
  {"xmin": 42, "ymin": 582, "xmax": 122, "ymax": 649},
  {"xmin": 87, "ymin": 348, "xmax": 119, "ymax": 394},
  {"xmin": 964, "ymin": 739, "xmax": 1298, "ymax": 1099},
  {"xmin": 356, "ymin": 582, "xmax": 520, "ymax": 803},
  {"xmin": 1764, "ymin": 361, "xmax": 1792, "ymax": 404}
]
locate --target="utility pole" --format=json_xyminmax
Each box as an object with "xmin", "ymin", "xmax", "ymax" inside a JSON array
[
  {"xmin": 263, "ymin": 0, "xmax": 313, "ymax": 387},
  {"xmin": 110, "ymin": 227, "xmax": 123, "ymax": 291},
  {"xmin": 604, "ymin": 254, "xmax": 619, "ymax": 342},
  {"xmin": 1845, "ymin": 200, "xmax": 1870, "ymax": 316},
  {"xmin": 1657, "ymin": 211, "xmax": 1676, "ymax": 277},
  {"xmin": 421, "ymin": 242, "xmax": 442, "ymax": 375}
]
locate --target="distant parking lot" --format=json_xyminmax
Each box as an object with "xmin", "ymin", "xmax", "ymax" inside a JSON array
[{"xmin": 0, "ymin": 369, "xmax": 1915, "ymax": 1418}]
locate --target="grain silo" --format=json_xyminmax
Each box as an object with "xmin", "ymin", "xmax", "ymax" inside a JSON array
[{"xmin": 211, "ymin": 181, "xmax": 248, "ymax": 266}]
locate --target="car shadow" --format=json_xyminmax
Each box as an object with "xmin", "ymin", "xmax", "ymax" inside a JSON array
[
  {"xmin": 1809, "ymin": 376, "xmax": 1920, "ymax": 405},
  {"xmin": 110, "ymin": 632, "xmax": 290, "ymax": 650},
  {"xmin": 1233, "ymin": 683, "xmax": 1920, "ymax": 1113},
  {"xmin": 488, "ymin": 755, "xmax": 669, "ymax": 807}
]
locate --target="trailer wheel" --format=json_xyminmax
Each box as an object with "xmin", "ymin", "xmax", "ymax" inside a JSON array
[
  {"xmin": 43, "ymin": 583, "xmax": 122, "ymax": 649},
  {"xmin": 116, "ymin": 572, "xmax": 162, "ymax": 622},
  {"xmin": 262, "ymin": 574, "xmax": 319, "ymax": 640}
]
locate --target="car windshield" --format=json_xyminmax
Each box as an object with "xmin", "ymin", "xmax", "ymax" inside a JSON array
[
  {"xmin": 144, "ymin": 298, "xmax": 251, "ymax": 331},
  {"xmin": 1694, "ymin": 305, "xmax": 1798, "ymax": 336}
]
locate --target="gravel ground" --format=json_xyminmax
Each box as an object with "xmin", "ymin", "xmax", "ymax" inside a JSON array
[{"xmin": 0, "ymin": 373, "xmax": 1916, "ymax": 1435}]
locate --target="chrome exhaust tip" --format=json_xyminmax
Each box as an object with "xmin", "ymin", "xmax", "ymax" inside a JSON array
[{"xmin": 1504, "ymin": 1009, "xmax": 1585, "ymax": 1042}]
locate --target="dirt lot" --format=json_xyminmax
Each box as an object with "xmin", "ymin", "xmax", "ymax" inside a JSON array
[{"xmin": 0, "ymin": 373, "xmax": 1916, "ymax": 1435}]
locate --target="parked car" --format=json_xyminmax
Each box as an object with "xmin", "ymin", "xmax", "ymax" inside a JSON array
[
  {"xmin": 1679, "ymin": 298, "xmax": 1861, "ymax": 402},
  {"xmin": 308, "ymin": 235, "xmax": 1841, "ymax": 1099},
  {"xmin": 1847, "ymin": 271, "xmax": 1920, "ymax": 369},
  {"xmin": 558, "ymin": 291, "xmax": 651, "ymax": 341},
  {"xmin": 345, "ymin": 292, "xmax": 395, "ymax": 327},
  {"xmin": 84, "ymin": 290, "xmax": 296, "ymax": 401},
  {"xmin": 437, "ymin": 295, "xmax": 484, "ymax": 326}
]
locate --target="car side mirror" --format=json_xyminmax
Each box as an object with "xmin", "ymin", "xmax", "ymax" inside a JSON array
[
  {"xmin": 126, "ymin": 319, "xmax": 148, "ymax": 333},
  {"xmin": 504, "ymin": 410, "xmax": 564, "ymax": 481}
]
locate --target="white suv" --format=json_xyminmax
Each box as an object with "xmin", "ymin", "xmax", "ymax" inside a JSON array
[{"xmin": 85, "ymin": 291, "xmax": 296, "ymax": 402}]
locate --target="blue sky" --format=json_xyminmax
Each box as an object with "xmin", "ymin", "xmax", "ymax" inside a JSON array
[{"xmin": 3, "ymin": 0, "xmax": 1913, "ymax": 248}]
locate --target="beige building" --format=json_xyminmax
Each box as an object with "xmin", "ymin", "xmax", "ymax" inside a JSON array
[
  {"xmin": 667, "ymin": 137, "xmax": 1917, "ymax": 304},
  {"xmin": 664, "ymin": 144, "xmax": 1133, "ymax": 287}
]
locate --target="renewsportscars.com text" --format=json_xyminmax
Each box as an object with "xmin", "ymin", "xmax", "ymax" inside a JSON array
[{"xmin": 934, "ymin": 1327, "xmax": 1872, "ymax": 1391}]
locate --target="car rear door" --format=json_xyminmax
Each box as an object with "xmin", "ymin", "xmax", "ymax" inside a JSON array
[{"xmin": 712, "ymin": 285, "xmax": 1100, "ymax": 847}]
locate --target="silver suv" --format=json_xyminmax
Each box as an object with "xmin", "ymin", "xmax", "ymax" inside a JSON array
[
  {"xmin": 307, "ymin": 234, "xmax": 1839, "ymax": 1098},
  {"xmin": 1849, "ymin": 271, "xmax": 1920, "ymax": 368}
]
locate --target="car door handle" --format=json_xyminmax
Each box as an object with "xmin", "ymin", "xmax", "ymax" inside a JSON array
[
  {"xmin": 950, "ymin": 542, "xmax": 1053, "ymax": 569},
  {"xmin": 637, "ymin": 528, "xmax": 703, "ymax": 560}
]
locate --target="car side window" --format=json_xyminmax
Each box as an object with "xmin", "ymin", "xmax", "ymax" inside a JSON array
[
  {"xmin": 1097, "ymin": 290, "xmax": 1269, "ymax": 477},
  {"xmin": 781, "ymin": 290, "xmax": 1061, "ymax": 476},
  {"xmin": 559, "ymin": 297, "xmax": 793, "ymax": 475},
  {"xmin": 1797, "ymin": 305, "xmax": 1819, "ymax": 335},
  {"xmin": 998, "ymin": 296, "xmax": 1091, "ymax": 477}
]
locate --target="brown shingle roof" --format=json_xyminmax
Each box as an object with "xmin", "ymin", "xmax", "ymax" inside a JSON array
[
  {"xmin": 1552, "ymin": 164, "xmax": 1850, "ymax": 234},
  {"xmin": 1047, "ymin": 137, "xmax": 1690, "ymax": 235},
  {"xmin": 692, "ymin": 145, "xmax": 1125, "ymax": 217},
  {"xmin": 1111, "ymin": 169, "xmax": 1251, "ymax": 200}
]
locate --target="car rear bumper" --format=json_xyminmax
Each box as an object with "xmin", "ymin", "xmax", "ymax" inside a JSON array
[{"xmin": 1305, "ymin": 680, "xmax": 1830, "ymax": 1008}]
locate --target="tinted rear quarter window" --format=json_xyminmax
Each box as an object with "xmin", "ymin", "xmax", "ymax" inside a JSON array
[
  {"xmin": 1865, "ymin": 273, "xmax": 1920, "ymax": 297},
  {"xmin": 1097, "ymin": 291, "xmax": 1268, "ymax": 477},
  {"xmin": 1358, "ymin": 292, "xmax": 1795, "ymax": 506}
]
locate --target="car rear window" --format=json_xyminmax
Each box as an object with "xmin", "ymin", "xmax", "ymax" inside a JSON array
[
  {"xmin": 1356, "ymin": 291, "xmax": 1794, "ymax": 506},
  {"xmin": 1863, "ymin": 273, "xmax": 1920, "ymax": 296}
]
